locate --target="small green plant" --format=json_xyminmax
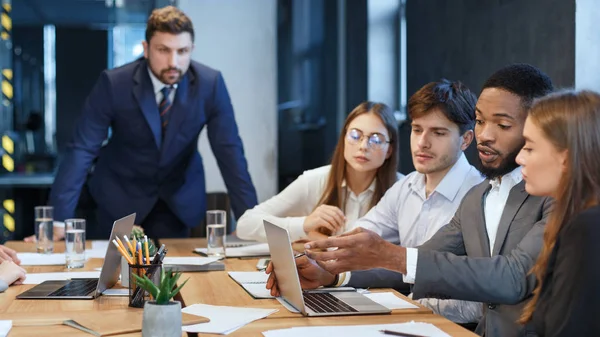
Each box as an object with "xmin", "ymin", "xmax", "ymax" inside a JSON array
[
  {"xmin": 130, "ymin": 226, "xmax": 157, "ymax": 256},
  {"xmin": 132, "ymin": 268, "xmax": 189, "ymax": 305}
]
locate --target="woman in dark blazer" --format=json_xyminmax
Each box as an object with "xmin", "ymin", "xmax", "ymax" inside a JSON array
[{"xmin": 515, "ymin": 90, "xmax": 600, "ymax": 336}]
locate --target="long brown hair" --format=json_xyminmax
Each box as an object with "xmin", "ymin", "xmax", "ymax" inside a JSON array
[
  {"xmin": 315, "ymin": 102, "xmax": 399, "ymax": 234},
  {"xmin": 520, "ymin": 90, "xmax": 600, "ymax": 323}
]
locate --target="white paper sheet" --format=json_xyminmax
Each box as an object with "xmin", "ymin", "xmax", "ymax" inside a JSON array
[
  {"xmin": 0, "ymin": 320, "xmax": 11, "ymax": 337},
  {"xmin": 182, "ymin": 303, "xmax": 277, "ymax": 334},
  {"xmin": 363, "ymin": 292, "xmax": 419, "ymax": 310},
  {"xmin": 240, "ymin": 283, "xmax": 274, "ymax": 299},
  {"xmin": 17, "ymin": 253, "xmax": 67, "ymax": 266},
  {"xmin": 195, "ymin": 243, "xmax": 270, "ymax": 257},
  {"xmin": 162, "ymin": 257, "xmax": 222, "ymax": 265},
  {"xmin": 228, "ymin": 271, "xmax": 269, "ymax": 284},
  {"xmin": 85, "ymin": 249, "xmax": 109, "ymax": 259},
  {"xmin": 91, "ymin": 240, "xmax": 109, "ymax": 250},
  {"xmin": 261, "ymin": 322, "xmax": 451, "ymax": 337},
  {"xmin": 23, "ymin": 271, "xmax": 101, "ymax": 285},
  {"xmin": 101, "ymin": 288, "xmax": 129, "ymax": 296}
]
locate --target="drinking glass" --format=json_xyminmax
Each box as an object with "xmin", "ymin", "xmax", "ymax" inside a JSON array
[
  {"xmin": 206, "ymin": 210, "xmax": 226, "ymax": 257},
  {"xmin": 65, "ymin": 218, "xmax": 86, "ymax": 268},
  {"xmin": 34, "ymin": 206, "xmax": 54, "ymax": 254}
]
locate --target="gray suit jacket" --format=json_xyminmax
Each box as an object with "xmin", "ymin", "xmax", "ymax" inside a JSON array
[{"xmin": 348, "ymin": 180, "xmax": 552, "ymax": 337}]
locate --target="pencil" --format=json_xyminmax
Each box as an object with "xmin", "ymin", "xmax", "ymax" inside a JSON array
[
  {"xmin": 115, "ymin": 237, "xmax": 131, "ymax": 259},
  {"xmin": 379, "ymin": 330, "xmax": 427, "ymax": 337},
  {"xmin": 113, "ymin": 239, "xmax": 133, "ymax": 264},
  {"xmin": 144, "ymin": 235, "xmax": 150, "ymax": 265},
  {"xmin": 132, "ymin": 236, "xmax": 137, "ymax": 257},
  {"xmin": 123, "ymin": 235, "xmax": 134, "ymax": 253}
]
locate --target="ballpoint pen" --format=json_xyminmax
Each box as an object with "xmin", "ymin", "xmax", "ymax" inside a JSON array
[
  {"xmin": 379, "ymin": 330, "xmax": 427, "ymax": 337},
  {"xmin": 294, "ymin": 252, "xmax": 306, "ymax": 259}
]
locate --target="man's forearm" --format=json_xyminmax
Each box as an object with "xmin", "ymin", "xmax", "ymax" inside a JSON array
[{"xmin": 381, "ymin": 243, "xmax": 407, "ymax": 274}]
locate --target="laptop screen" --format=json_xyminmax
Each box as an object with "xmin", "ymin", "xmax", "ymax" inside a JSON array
[
  {"xmin": 95, "ymin": 213, "xmax": 136, "ymax": 295},
  {"xmin": 263, "ymin": 220, "xmax": 307, "ymax": 314}
]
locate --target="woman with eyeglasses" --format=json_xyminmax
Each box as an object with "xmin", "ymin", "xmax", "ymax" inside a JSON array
[
  {"xmin": 516, "ymin": 90, "xmax": 600, "ymax": 336},
  {"xmin": 236, "ymin": 101, "xmax": 401, "ymax": 242}
]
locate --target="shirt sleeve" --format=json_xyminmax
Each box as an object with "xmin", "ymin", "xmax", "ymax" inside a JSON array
[
  {"xmin": 235, "ymin": 169, "xmax": 322, "ymax": 242},
  {"xmin": 403, "ymin": 247, "xmax": 418, "ymax": 283}
]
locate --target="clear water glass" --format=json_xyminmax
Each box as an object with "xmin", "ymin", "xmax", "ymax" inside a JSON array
[
  {"xmin": 206, "ymin": 210, "xmax": 226, "ymax": 257},
  {"xmin": 65, "ymin": 218, "xmax": 86, "ymax": 268},
  {"xmin": 35, "ymin": 206, "xmax": 54, "ymax": 254}
]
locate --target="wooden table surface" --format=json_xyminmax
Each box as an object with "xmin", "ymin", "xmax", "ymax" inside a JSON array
[{"xmin": 3, "ymin": 239, "xmax": 477, "ymax": 337}]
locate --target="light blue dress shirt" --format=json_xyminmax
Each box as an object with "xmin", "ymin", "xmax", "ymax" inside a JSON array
[{"xmin": 355, "ymin": 153, "xmax": 486, "ymax": 323}]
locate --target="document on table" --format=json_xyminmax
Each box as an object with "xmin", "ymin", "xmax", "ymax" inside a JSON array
[
  {"xmin": 23, "ymin": 271, "xmax": 101, "ymax": 285},
  {"xmin": 17, "ymin": 253, "xmax": 68, "ymax": 266},
  {"xmin": 0, "ymin": 320, "xmax": 11, "ymax": 337},
  {"xmin": 162, "ymin": 257, "xmax": 222, "ymax": 266},
  {"xmin": 228, "ymin": 271, "xmax": 273, "ymax": 299},
  {"xmin": 363, "ymin": 292, "xmax": 419, "ymax": 310},
  {"xmin": 262, "ymin": 322, "xmax": 451, "ymax": 337},
  {"xmin": 182, "ymin": 303, "xmax": 278, "ymax": 334},
  {"xmin": 195, "ymin": 243, "xmax": 270, "ymax": 258}
]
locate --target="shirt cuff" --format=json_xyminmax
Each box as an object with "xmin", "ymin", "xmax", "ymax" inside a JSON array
[
  {"xmin": 0, "ymin": 279, "xmax": 8, "ymax": 292},
  {"xmin": 403, "ymin": 247, "xmax": 418, "ymax": 284},
  {"xmin": 335, "ymin": 272, "xmax": 351, "ymax": 287},
  {"xmin": 286, "ymin": 217, "xmax": 308, "ymax": 241}
]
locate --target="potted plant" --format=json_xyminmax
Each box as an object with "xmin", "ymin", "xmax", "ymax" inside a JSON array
[{"xmin": 132, "ymin": 268, "xmax": 189, "ymax": 337}]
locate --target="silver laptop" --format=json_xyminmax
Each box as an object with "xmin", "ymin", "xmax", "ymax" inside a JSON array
[
  {"xmin": 263, "ymin": 220, "xmax": 391, "ymax": 316},
  {"xmin": 17, "ymin": 213, "xmax": 136, "ymax": 300}
]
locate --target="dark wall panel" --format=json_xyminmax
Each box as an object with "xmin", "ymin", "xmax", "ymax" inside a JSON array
[{"xmin": 55, "ymin": 28, "xmax": 108, "ymax": 154}]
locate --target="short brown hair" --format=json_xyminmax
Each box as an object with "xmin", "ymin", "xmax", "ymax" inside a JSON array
[
  {"xmin": 146, "ymin": 6, "xmax": 194, "ymax": 42},
  {"xmin": 408, "ymin": 79, "xmax": 477, "ymax": 134}
]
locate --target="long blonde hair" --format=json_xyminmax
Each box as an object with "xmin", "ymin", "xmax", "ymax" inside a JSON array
[
  {"xmin": 314, "ymin": 102, "xmax": 399, "ymax": 235},
  {"xmin": 520, "ymin": 90, "xmax": 600, "ymax": 323}
]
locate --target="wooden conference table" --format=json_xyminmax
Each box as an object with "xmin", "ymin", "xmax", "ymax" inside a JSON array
[{"xmin": 1, "ymin": 239, "xmax": 477, "ymax": 337}]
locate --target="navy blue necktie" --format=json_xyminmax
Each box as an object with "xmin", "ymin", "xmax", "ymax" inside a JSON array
[{"xmin": 159, "ymin": 86, "xmax": 173, "ymax": 137}]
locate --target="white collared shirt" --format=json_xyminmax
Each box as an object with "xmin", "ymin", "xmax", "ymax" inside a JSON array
[
  {"xmin": 147, "ymin": 67, "xmax": 178, "ymax": 105},
  {"xmin": 354, "ymin": 153, "xmax": 485, "ymax": 323},
  {"xmin": 235, "ymin": 165, "xmax": 403, "ymax": 242},
  {"xmin": 484, "ymin": 167, "xmax": 523, "ymax": 254}
]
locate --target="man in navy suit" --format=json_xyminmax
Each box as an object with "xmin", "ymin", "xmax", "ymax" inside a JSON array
[{"xmin": 49, "ymin": 6, "xmax": 258, "ymax": 239}]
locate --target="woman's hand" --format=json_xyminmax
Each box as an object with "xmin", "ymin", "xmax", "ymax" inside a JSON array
[{"xmin": 303, "ymin": 205, "xmax": 346, "ymax": 235}]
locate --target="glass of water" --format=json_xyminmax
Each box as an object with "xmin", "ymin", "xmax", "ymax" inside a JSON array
[
  {"xmin": 34, "ymin": 206, "xmax": 54, "ymax": 254},
  {"xmin": 65, "ymin": 218, "xmax": 86, "ymax": 268},
  {"xmin": 206, "ymin": 210, "xmax": 226, "ymax": 257}
]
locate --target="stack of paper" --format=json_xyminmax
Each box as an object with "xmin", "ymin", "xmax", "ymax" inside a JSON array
[
  {"xmin": 195, "ymin": 243, "xmax": 270, "ymax": 258},
  {"xmin": 363, "ymin": 292, "xmax": 419, "ymax": 310},
  {"xmin": 23, "ymin": 271, "xmax": 101, "ymax": 285},
  {"xmin": 262, "ymin": 322, "xmax": 451, "ymax": 337},
  {"xmin": 228, "ymin": 271, "xmax": 273, "ymax": 299},
  {"xmin": 17, "ymin": 253, "xmax": 69, "ymax": 266},
  {"xmin": 0, "ymin": 320, "xmax": 11, "ymax": 337},
  {"xmin": 182, "ymin": 303, "xmax": 278, "ymax": 335}
]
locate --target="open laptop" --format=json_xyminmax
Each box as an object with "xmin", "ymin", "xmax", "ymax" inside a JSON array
[
  {"xmin": 263, "ymin": 220, "xmax": 390, "ymax": 316},
  {"xmin": 17, "ymin": 213, "xmax": 136, "ymax": 300}
]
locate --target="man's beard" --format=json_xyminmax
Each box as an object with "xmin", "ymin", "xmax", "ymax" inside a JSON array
[{"xmin": 476, "ymin": 142, "xmax": 523, "ymax": 180}]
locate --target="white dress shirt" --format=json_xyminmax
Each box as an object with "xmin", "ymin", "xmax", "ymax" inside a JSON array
[
  {"xmin": 148, "ymin": 67, "xmax": 177, "ymax": 104},
  {"xmin": 354, "ymin": 154, "xmax": 485, "ymax": 323},
  {"xmin": 236, "ymin": 165, "xmax": 404, "ymax": 242}
]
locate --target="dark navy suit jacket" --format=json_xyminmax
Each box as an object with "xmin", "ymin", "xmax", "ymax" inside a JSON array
[{"xmin": 50, "ymin": 58, "xmax": 258, "ymax": 232}]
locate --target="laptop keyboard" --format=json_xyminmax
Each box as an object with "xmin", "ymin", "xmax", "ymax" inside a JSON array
[
  {"xmin": 48, "ymin": 279, "xmax": 99, "ymax": 297},
  {"xmin": 303, "ymin": 292, "xmax": 358, "ymax": 313}
]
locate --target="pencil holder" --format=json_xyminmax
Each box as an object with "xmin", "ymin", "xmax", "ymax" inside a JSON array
[{"xmin": 128, "ymin": 263, "xmax": 162, "ymax": 308}]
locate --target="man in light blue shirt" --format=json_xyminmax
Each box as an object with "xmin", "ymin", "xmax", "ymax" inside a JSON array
[
  {"xmin": 268, "ymin": 79, "xmax": 485, "ymax": 323},
  {"xmin": 340, "ymin": 79, "xmax": 484, "ymax": 323}
]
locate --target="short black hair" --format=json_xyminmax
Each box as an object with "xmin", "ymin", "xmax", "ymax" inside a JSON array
[
  {"xmin": 482, "ymin": 63, "xmax": 554, "ymax": 108},
  {"xmin": 408, "ymin": 79, "xmax": 478, "ymax": 134}
]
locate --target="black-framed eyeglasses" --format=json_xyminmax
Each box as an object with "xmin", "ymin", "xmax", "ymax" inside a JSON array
[{"xmin": 345, "ymin": 128, "xmax": 391, "ymax": 150}]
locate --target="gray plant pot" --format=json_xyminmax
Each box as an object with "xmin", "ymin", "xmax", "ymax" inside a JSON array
[{"xmin": 142, "ymin": 300, "xmax": 182, "ymax": 337}]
